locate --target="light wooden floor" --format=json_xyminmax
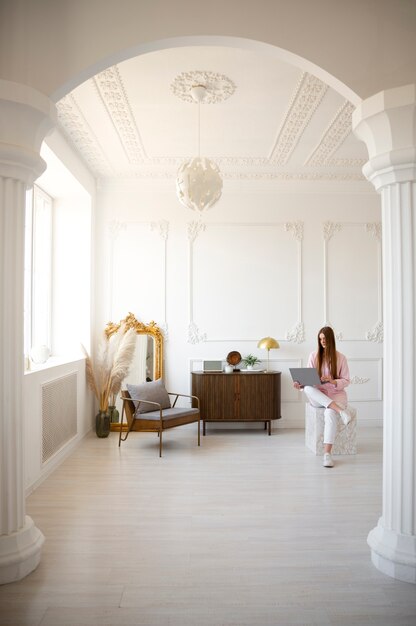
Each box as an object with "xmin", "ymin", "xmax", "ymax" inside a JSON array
[{"xmin": 1, "ymin": 425, "xmax": 415, "ymax": 626}]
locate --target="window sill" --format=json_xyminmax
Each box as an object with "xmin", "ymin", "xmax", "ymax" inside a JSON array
[{"xmin": 24, "ymin": 354, "xmax": 85, "ymax": 375}]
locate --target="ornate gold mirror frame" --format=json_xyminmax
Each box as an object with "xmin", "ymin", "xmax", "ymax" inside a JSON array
[{"xmin": 105, "ymin": 312, "xmax": 164, "ymax": 381}]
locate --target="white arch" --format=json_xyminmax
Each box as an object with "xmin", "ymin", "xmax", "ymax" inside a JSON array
[{"xmin": 51, "ymin": 35, "xmax": 361, "ymax": 106}]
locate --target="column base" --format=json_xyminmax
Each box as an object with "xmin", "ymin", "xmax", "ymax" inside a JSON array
[
  {"xmin": 0, "ymin": 516, "xmax": 45, "ymax": 585},
  {"xmin": 368, "ymin": 520, "xmax": 416, "ymax": 584}
]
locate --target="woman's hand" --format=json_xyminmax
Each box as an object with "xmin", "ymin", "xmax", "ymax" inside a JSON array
[
  {"xmin": 321, "ymin": 375, "xmax": 335, "ymax": 384},
  {"xmin": 293, "ymin": 381, "xmax": 303, "ymax": 390}
]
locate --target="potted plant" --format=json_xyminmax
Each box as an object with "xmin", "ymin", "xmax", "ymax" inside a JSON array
[
  {"xmin": 83, "ymin": 324, "xmax": 137, "ymax": 437},
  {"xmin": 242, "ymin": 354, "xmax": 262, "ymax": 370}
]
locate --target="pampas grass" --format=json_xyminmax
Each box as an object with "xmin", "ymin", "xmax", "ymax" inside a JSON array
[{"xmin": 83, "ymin": 324, "xmax": 137, "ymax": 412}]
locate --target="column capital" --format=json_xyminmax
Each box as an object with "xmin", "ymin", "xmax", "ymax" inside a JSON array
[
  {"xmin": 352, "ymin": 84, "xmax": 416, "ymax": 190},
  {"xmin": 0, "ymin": 80, "xmax": 57, "ymax": 185}
]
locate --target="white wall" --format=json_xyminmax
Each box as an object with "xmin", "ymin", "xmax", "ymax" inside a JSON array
[
  {"xmin": 23, "ymin": 133, "xmax": 96, "ymax": 493},
  {"xmin": 96, "ymin": 177, "xmax": 382, "ymax": 427}
]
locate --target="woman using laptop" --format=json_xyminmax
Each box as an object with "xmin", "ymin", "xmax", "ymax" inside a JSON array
[{"xmin": 293, "ymin": 326, "xmax": 353, "ymax": 468}]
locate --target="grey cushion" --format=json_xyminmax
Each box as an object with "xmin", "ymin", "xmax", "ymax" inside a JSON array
[
  {"xmin": 126, "ymin": 379, "xmax": 171, "ymax": 413},
  {"xmin": 133, "ymin": 407, "xmax": 199, "ymax": 422}
]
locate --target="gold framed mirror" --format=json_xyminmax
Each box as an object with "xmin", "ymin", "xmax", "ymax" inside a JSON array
[{"xmin": 105, "ymin": 312, "xmax": 164, "ymax": 383}]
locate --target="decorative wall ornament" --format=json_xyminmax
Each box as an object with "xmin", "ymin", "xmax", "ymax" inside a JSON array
[
  {"xmin": 150, "ymin": 220, "xmax": 169, "ymax": 241},
  {"xmin": 269, "ymin": 73, "xmax": 328, "ymax": 166},
  {"xmin": 335, "ymin": 331, "xmax": 344, "ymax": 341},
  {"xmin": 285, "ymin": 221, "xmax": 304, "ymax": 242},
  {"xmin": 56, "ymin": 94, "xmax": 113, "ymax": 176},
  {"xmin": 171, "ymin": 71, "xmax": 236, "ymax": 104},
  {"xmin": 187, "ymin": 220, "xmax": 206, "ymax": 243},
  {"xmin": 323, "ymin": 221, "xmax": 342, "ymax": 241},
  {"xmin": 366, "ymin": 222, "xmax": 382, "ymax": 241},
  {"xmin": 94, "ymin": 65, "xmax": 147, "ymax": 163},
  {"xmin": 108, "ymin": 220, "xmax": 127, "ymax": 241},
  {"xmin": 187, "ymin": 321, "xmax": 207, "ymax": 344},
  {"xmin": 286, "ymin": 322, "xmax": 305, "ymax": 344},
  {"xmin": 366, "ymin": 321, "xmax": 384, "ymax": 343},
  {"xmin": 350, "ymin": 376, "xmax": 370, "ymax": 385},
  {"xmin": 305, "ymin": 101, "xmax": 355, "ymax": 166}
]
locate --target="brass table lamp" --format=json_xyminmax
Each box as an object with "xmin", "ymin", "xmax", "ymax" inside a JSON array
[{"xmin": 257, "ymin": 336, "xmax": 280, "ymax": 372}]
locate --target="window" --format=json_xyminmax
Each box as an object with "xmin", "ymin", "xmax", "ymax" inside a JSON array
[{"xmin": 24, "ymin": 185, "xmax": 53, "ymax": 365}]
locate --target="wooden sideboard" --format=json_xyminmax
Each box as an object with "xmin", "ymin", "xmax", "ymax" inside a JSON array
[{"xmin": 191, "ymin": 371, "xmax": 281, "ymax": 435}]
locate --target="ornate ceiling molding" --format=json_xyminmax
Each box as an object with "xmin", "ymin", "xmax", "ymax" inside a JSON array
[
  {"xmin": 56, "ymin": 94, "xmax": 113, "ymax": 176},
  {"xmin": 108, "ymin": 168, "xmax": 365, "ymax": 181},
  {"xmin": 305, "ymin": 101, "xmax": 355, "ymax": 166},
  {"xmin": 269, "ymin": 73, "xmax": 328, "ymax": 166},
  {"xmin": 94, "ymin": 65, "xmax": 147, "ymax": 163},
  {"xmin": 57, "ymin": 64, "xmax": 366, "ymax": 183},
  {"xmin": 171, "ymin": 71, "xmax": 236, "ymax": 104}
]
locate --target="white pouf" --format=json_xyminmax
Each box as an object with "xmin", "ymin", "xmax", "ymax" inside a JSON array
[{"xmin": 305, "ymin": 403, "xmax": 357, "ymax": 455}]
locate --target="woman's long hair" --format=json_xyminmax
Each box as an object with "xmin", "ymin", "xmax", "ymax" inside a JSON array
[{"xmin": 316, "ymin": 326, "xmax": 338, "ymax": 379}]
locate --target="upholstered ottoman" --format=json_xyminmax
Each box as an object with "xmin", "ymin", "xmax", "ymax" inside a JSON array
[{"xmin": 305, "ymin": 403, "xmax": 357, "ymax": 455}]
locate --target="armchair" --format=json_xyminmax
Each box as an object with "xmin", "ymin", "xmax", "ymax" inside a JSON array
[{"xmin": 119, "ymin": 379, "xmax": 200, "ymax": 457}]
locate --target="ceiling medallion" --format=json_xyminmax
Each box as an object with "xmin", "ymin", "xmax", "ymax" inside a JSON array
[
  {"xmin": 171, "ymin": 71, "xmax": 236, "ymax": 104},
  {"xmin": 174, "ymin": 73, "xmax": 235, "ymax": 213}
]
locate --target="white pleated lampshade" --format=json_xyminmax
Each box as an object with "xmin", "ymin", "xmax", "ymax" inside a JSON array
[{"xmin": 176, "ymin": 157, "xmax": 223, "ymax": 212}]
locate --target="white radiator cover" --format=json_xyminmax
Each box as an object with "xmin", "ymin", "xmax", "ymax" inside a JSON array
[{"xmin": 42, "ymin": 372, "xmax": 77, "ymax": 463}]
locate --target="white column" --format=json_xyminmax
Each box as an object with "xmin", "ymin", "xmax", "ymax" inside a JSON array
[
  {"xmin": 353, "ymin": 84, "xmax": 416, "ymax": 584},
  {"xmin": 0, "ymin": 80, "xmax": 56, "ymax": 584}
]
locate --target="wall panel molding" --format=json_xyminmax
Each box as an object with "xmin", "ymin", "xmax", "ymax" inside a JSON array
[
  {"xmin": 188, "ymin": 221, "xmax": 304, "ymax": 343},
  {"xmin": 323, "ymin": 221, "xmax": 382, "ymax": 341},
  {"xmin": 108, "ymin": 219, "xmax": 168, "ymax": 330}
]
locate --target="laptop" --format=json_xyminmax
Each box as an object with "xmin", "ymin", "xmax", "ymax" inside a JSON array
[{"xmin": 289, "ymin": 367, "xmax": 321, "ymax": 387}]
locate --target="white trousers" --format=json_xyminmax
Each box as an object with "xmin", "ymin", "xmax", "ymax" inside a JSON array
[{"xmin": 303, "ymin": 386, "xmax": 346, "ymax": 445}]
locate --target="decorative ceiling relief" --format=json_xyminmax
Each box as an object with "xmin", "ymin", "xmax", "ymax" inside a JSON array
[
  {"xmin": 57, "ymin": 50, "xmax": 368, "ymax": 184},
  {"xmin": 171, "ymin": 71, "xmax": 236, "ymax": 103},
  {"xmin": 56, "ymin": 94, "xmax": 113, "ymax": 176},
  {"xmin": 94, "ymin": 66, "xmax": 147, "ymax": 163},
  {"xmin": 269, "ymin": 73, "xmax": 328, "ymax": 166},
  {"xmin": 305, "ymin": 101, "xmax": 356, "ymax": 166}
]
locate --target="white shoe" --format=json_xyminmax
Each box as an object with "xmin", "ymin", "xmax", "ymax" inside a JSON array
[
  {"xmin": 323, "ymin": 453, "xmax": 334, "ymax": 468},
  {"xmin": 340, "ymin": 407, "xmax": 353, "ymax": 426}
]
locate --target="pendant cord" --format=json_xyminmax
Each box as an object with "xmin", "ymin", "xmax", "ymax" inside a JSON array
[{"xmin": 198, "ymin": 100, "xmax": 201, "ymax": 158}]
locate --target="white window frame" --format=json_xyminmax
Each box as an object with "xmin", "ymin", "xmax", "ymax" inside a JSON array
[{"xmin": 24, "ymin": 185, "xmax": 53, "ymax": 367}]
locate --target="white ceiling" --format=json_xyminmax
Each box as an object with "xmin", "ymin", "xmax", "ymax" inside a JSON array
[{"xmin": 56, "ymin": 46, "xmax": 368, "ymax": 183}]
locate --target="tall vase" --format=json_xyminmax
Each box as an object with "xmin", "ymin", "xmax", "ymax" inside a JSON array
[
  {"xmin": 108, "ymin": 405, "xmax": 119, "ymax": 424},
  {"xmin": 95, "ymin": 410, "xmax": 111, "ymax": 438}
]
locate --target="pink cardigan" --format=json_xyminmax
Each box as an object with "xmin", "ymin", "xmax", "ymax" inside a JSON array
[{"xmin": 307, "ymin": 350, "xmax": 350, "ymax": 405}]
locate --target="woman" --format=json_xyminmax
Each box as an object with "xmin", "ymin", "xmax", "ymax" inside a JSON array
[{"xmin": 294, "ymin": 326, "xmax": 353, "ymax": 468}]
